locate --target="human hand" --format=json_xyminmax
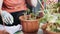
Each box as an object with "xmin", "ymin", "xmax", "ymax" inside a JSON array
[{"xmin": 1, "ymin": 11, "xmax": 14, "ymax": 24}]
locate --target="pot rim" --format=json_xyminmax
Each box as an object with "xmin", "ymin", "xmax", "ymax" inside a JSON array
[
  {"xmin": 19, "ymin": 16, "xmax": 39, "ymax": 21},
  {"xmin": 44, "ymin": 30, "xmax": 60, "ymax": 34}
]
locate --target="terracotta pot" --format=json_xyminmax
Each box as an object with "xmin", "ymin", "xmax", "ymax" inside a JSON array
[
  {"xmin": 42, "ymin": 24, "xmax": 60, "ymax": 34},
  {"xmin": 0, "ymin": 30, "xmax": 9, "ymax": 34},
  {"xmin": 43, "ymin": 30, "xmax": 60, "ymax": 34},
  {"xmin": 19, "ymin": 16, "xmax": 39, "ymax": 34}
]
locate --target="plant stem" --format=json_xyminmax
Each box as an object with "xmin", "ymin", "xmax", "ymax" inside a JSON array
[{"xmin": 24, "ymin": 12, "xmax": 27, "ymax": 20}]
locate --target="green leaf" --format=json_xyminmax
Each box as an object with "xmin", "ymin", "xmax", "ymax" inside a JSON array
[
  {"xmin": 56, "ymin": 20, "xmax": 60, "ymax": 24},
  {"xmin": 44, "ymin": 0, "xmax": 47, "ymax": 2}
]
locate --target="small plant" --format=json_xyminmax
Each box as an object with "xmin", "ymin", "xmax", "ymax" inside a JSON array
[
  {"xmin": 23, "ymin": 9, "xmax": 42, "ymax": 20},
  {"xmin": 40, "ymin": 11, "xmax": 60, "ymax": 32},
  {"xmin": 46, "ymin": 1, "xmax": 60, "ymax": 13},
  {"xmin": 40, "ymin": 2, "xmax": 60, "ymax": 23},
  {"xmin": 40, "ymin": 2, "xmax": 60, "ymax": 32}
]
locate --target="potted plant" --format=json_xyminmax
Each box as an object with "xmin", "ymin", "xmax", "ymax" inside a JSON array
[
  {"xmin": 40, "ymin": 12, "xmax": 60, "ymax": 34},
  {"xmin": 41, "ymin": 10, "xmax": 60, "ymax": 34},
  {"xmin": 19, "ymin": 9, "xmax": 44, "ymax": 34},
  {"xmin": 40, "ymin": 2, "xmax": 60, "ymax": 34}
]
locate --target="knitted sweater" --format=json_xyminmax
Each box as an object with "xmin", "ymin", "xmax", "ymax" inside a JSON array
[{"xmin": 2, "ymin": 0, "xmax": 28, "ymax": 13}]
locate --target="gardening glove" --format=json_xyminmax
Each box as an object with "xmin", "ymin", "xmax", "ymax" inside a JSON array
[
  {"xmin": 1, "ymin": 10, "xmax": 14, "ymax": 24},
  {"xmin": 0, "ymin": 0, "xmax": 14, "ymax": 24}
]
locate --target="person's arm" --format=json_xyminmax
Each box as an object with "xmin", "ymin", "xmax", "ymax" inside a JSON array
[
  {"xmin": 0, "ymin": 0, "xmax": 14, "ymax": 24},
  {"xmin": 0, "ymin": 0, "xmax": 3, "ymax": 14},
  {"xmin": 0, "ymin": 0, "xmax": 3, "ymax": 9},
  {"xmin": 26, "ymin": 0, "xmax": 32, "ymax": 6},
  {"xmin": 26, "ymin": 0, "xmax": 38, "ymax": 7}
]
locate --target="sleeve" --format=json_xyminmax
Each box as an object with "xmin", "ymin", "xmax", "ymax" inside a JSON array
[
  {"xmin": 26, "ymin": 0, "xmax": 38, "ymax": 7},
  {"xmin": 26, "ymin": 0, "xmax": 32, "ymax": 6},
  {"xmin": 0, "ymin": 0, "xmax": 3, "ymax": 8},
  {"xmin": 58, "ymin": 0, "xmax": 60, "ymax": 2}
]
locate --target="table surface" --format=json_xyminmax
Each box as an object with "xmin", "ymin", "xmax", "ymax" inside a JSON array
[{"xmin": 15, "ymin": 29, "xmax": 43, "ymax": 34}]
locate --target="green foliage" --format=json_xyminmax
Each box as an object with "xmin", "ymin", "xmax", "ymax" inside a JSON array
[
  {"xmin": 23, "ymin": 9, "xmax": 40, "ymax": 20},
  {"xmin": 40, "ymin": 2, "xmax": 60, "ymax": 23},
  {"xmin": 39, "ymin": 16, "xmax": 47, "ymax": 23},
  {"xmin": 44, "ymin": 0, "xmax": 47, "ymax": 2},
  {"xmin": 53, "ymin": 13, "xmax": 60, "ymax": 24},
  {"xmin": 45, "ymin": 2, "xmax": 60, "ymax": 13}
]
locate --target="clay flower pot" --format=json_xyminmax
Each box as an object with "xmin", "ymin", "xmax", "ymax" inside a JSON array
[
  {"xmin": 43, "ymin": 30, "xmax": 60, "ymax": 34},
  {"xmin": 42, "ymin": 24, "xmax": 60, "ymax": 34},
  {"xmin": 19, "ymin": 16, "xmax": 39, "ymax": 34}
]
